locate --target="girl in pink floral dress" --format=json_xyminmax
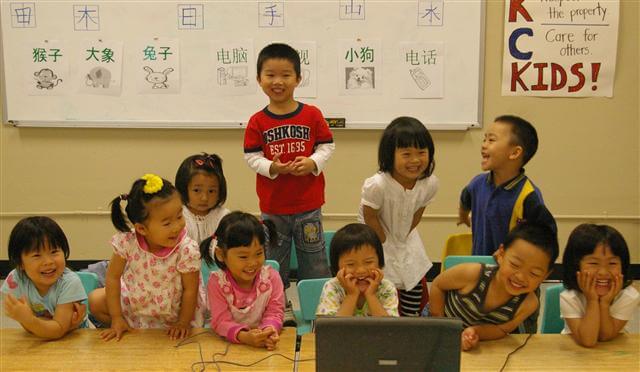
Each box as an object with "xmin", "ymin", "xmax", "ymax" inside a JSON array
[
  {"xmin": 200, "ymin": 212, "xmax": 284, "ymax": 350},
  {"xmin": 89, "ymin": 174, "xmax": 205, "ymax": 341}
]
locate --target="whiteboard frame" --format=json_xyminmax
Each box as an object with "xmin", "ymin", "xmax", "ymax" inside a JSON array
[{"xmin": 1, "ymin": 1, "xmax": 486, "ymax": 130}]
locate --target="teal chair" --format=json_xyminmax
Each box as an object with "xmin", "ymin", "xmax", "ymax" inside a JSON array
[
  {"xmin": 201, "ymin": 260, "xmax": 280, "ymax": 288},
  {"xmin": 294, "ymin": 277, "xmax": 330, "ymax": 335},
  {"xmin": 76, "ymin": 271, "xmax": 99, "ymax": 296},
  {"xmin": 289, "ymin": 231, "xmax": 335, "ymax": 279},
  {"xmin": 76, "ymin": 272, "xmax": 99, "ymax": 318},
  {"xmin": 541, "ymin": 284, "xmax": 565, "ymax": 334},
  {"xmin": 442, "ymin": 255, "xmax": 495, "ymax": 271}
]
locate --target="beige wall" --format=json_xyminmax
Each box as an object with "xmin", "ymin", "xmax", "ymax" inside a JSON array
[{"xmin": 1, "ymin": 2, "xmax": 638, "ymax": 263}]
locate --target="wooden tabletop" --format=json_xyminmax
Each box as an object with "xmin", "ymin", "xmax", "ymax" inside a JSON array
[
  {"xmin": 1, "ymin": 327, "xmax": 296, "ymax": 371},
  {"xmin": 297, "ymin": 333, "xmax": 639, "ymax": 371}
]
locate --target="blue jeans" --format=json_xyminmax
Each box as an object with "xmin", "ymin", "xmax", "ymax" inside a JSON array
[{"xmin": 262, "ymin": 208, "xmax": 331, "ymax": 288}]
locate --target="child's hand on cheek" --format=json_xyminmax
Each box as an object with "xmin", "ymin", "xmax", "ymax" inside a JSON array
[
  {"xmin": 461, "ymin": 327, "xmax": 479, "ymax": 351},
  {"xmin": 577, "ymin": 271, "xmax": 599, "ymax": 302},
  {"xmin": 364, "ymin": 268, "xmax": 384, "ymax": 296},
  {"xmin": 600, "ymin": 273, "xmax": 623, "ymax": 305},
  {"xmin": 337, "ymin": 268, "xmax": 359, "ymax": 296}
]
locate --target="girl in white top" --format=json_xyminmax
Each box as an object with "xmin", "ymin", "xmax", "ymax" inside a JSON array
[
  {"xmin": 358, "ymin": 117, "xmax": 438, "ymax": 316},
  {"xmin": 560, "ymin": 224, "xmax": 640, "ymax": 347},
  {"xmin": 175, "ymin": 153, "xmax": 230, "ymax": 244},
  {"xmin": 89, "ymin": 174, "xmax": 205, "ymax": 341}
]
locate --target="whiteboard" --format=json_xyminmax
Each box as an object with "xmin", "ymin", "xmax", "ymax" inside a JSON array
[{"xmin": 1, "ymin": 0, "xmax": 485, "ymax": 129}]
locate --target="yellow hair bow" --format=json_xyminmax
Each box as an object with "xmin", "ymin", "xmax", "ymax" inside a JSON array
[{"xmin": 141, "ymin": 174, "xmax": 163, "ymax": 194}]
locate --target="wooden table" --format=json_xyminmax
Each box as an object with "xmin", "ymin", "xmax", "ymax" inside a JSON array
[
  {"xmin": 297, "ymin": 333, "xmax": 639, "ymax": 371},
  {"xmin": 1, "ymin": 327, "xmax": 297, "ymax": 371}
]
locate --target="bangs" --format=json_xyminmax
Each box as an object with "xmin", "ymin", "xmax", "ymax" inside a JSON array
[
  {"xmin": 224, "ymin": 222, "xmax": 265, "ymax": 248},
  {"xmin": 394, "ymin": 125, "xmax": 429, "ymax": 149}
]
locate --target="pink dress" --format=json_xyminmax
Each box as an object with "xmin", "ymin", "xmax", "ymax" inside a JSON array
[
  {"xmin": 111, "ymin": 229, "xmax": 206, "ymax": 328},
  {"xmin": 208, "ymin": 266, "xmax": 284, "ymax": 343}
]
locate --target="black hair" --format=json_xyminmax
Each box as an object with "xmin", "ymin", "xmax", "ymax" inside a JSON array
[
  {"xmin": 494, "ymin": 115, "xmax": 538, "ymax": 166},
  {"xmin": 329, "ymin": 223, "xmax": 385, "ymax": 276},
  {"xmin": 378, "ymin": 116, "xmax": 436, "ymax": 179},
  {"xmin": 8, "ymin": 216, "xmax": 70, "ymax": 269},
  {"xmin": 175, "ymin": 153, "xmax": 227, "ymax": 210},
  {"xmin": 110, "ymin": 175, "xmax": 178, "ymax": 232},
  {"xmin": 502, "ymin": 221, "xmax": 559, "ymax": 270},
  {"xmin": 199, "ymin": 211, "xmax": 277, "ymax": 270},
  {"xmin": 256, "ymin": 43, "xmax": 301, "ymax": 78},
  {"xmin": 562, "ymin": 224, "xmax": 632, "ymax": 291}
]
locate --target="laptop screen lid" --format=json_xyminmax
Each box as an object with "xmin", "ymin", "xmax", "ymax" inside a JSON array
[{"xmin": 315, "ymin": 317, "xmax": 462, "ymax": 372}]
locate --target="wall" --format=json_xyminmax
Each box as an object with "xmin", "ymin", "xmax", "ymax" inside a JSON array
[{"xmin": 1, "ymin": 1, "xmax": 638, "ymax": 263}]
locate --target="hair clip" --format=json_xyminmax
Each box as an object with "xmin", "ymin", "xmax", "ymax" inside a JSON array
[
  {"xmin": 194, "ymin": 156, "xmax": 216, "ymax": 169},
  {"xmin": 141, "ymin": 174, "xmax": 163, "ymax": 194}
]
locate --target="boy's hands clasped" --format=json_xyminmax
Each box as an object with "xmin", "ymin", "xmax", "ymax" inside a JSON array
[{"xmin": 270, "ymin": 153, "xmax": 316, "ymax": 177}]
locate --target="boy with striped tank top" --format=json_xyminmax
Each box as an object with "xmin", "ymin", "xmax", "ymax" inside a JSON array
[{"xmin": 429, "ymin": 223, "xmax": 558, "ymax": 351}]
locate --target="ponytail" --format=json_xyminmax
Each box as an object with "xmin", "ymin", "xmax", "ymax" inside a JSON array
[
  {"xmin": 110, "ymin": 175, "xmax": 177, "ymax": 233},
  {"xmin": 110, "ymin": 195, "xmax": 131, "ymax": 232},
  {"xmin": 199, "ymin": 236, "xmax": 216, "ymax": 267}
]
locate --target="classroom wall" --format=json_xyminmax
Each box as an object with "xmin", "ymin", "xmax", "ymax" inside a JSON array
[{"xmin": 1, "ymin": 1, "xmax": 638, "ymax": 264}]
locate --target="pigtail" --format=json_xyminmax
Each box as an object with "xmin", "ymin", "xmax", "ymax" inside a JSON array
[
  {"xmin": 262, "ymin": 219, "xmax": 278, "ymax": 253},
  {"xmin": 110, "ymin": 195, "xmax": 131, "ymax": 232},
  {"xmin": 199, "ymin": 236, "xmax": 216, "ymax": 266},
  {"xmin": 206, "ymin": 153, "xmax": 228, "ymax": 208}
]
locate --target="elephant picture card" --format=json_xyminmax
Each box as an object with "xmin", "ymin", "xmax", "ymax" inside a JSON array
[{"xmin": 76, "ymin": 39, "xmax": 123, "ymax": 96}]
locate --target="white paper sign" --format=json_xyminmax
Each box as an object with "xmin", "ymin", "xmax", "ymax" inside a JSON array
[
  {"xmin": 338, "ymin": 39, "xmax": 382, "ymax": 96},
  {"xmin": 25, "ymin": 40, "xmax": 69, "ymax": 96},
  {"xmin": 77, "ymin": 40, "xmax": 123, "ymax": 96},
  {"xmin": 502, "ymin": 0, "xmax": 619, "ymax": 97},
  {"xmin": 135, "ymin": 38, "xmax": 180, "ymax": 94},
  {"xmin": 290, "ymin": 41, "xmax": 317, "ymax": 98},
  {"xmin": 399, "ymin": 42, "xmax": 444, "ymax": 98},
  {"xmin": 210, "ymin": 40, "xmax": 256, "ymax": 96}
]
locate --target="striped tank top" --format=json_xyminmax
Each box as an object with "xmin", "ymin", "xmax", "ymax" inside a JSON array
[{"xmin": 444, "ymin": 264, "xmax": 526, "ymax": 328}]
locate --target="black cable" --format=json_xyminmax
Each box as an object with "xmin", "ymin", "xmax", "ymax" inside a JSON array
[
  {"xmin": 174, "ymin": 330, "xmax": 315, "ymax": 371},
  {"xmin": 498, "ymin": 333, "xmax": 533, "ymax": 372}
]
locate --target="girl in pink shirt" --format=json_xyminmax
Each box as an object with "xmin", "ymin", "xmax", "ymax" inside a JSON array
[{"xmin": 200, "ymin": 211, "xmax": 284, "ymax": 350}]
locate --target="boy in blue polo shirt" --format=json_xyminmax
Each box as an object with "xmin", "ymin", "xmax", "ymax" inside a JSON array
[
  {"xmin": 458, "ymin": 115, "xmax": 556, "ymax": 255},
  {"xmin": 457, "ymin": 115, "xmax": 556, "ymax": 333}
]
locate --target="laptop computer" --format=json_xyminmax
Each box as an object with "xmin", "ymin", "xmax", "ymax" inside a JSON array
[{"xmin": 315, "ymin": 317, "xmax": 462, "ymax": 372}]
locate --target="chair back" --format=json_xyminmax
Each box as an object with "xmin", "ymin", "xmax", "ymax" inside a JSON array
[
  {"xmin": 541, "ymin": 284, "xmax": 565, "ymax": 334},
  {"xmin": 297, "ymin": 278, "xmax": 330, "ymax": 322},
  {"xmin": 76, "ymin": 271, "xmax": 99, "ymax": 295},
  {"xmin": 441, "ymin": 233, "xmax": 472, "ymax": 272},
  {"xmin": 443, "ymin": 255, "xmax": 495, "ymax": 271}
]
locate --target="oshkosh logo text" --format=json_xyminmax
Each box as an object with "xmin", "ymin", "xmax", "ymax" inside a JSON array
[{"xmin": 263, "ymin": 125, "xmax": 310, "ymax": 143}]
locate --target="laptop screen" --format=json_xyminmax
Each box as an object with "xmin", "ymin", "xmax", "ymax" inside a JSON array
[{"xmin": 315, "ymin": 317, "xmax": 462, "ymax": 372}]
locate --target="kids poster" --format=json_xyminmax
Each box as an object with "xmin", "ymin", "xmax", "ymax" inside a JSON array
[{"xmin": 502, "ymin": 0, "xmax": 619, "ymax": 97}]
